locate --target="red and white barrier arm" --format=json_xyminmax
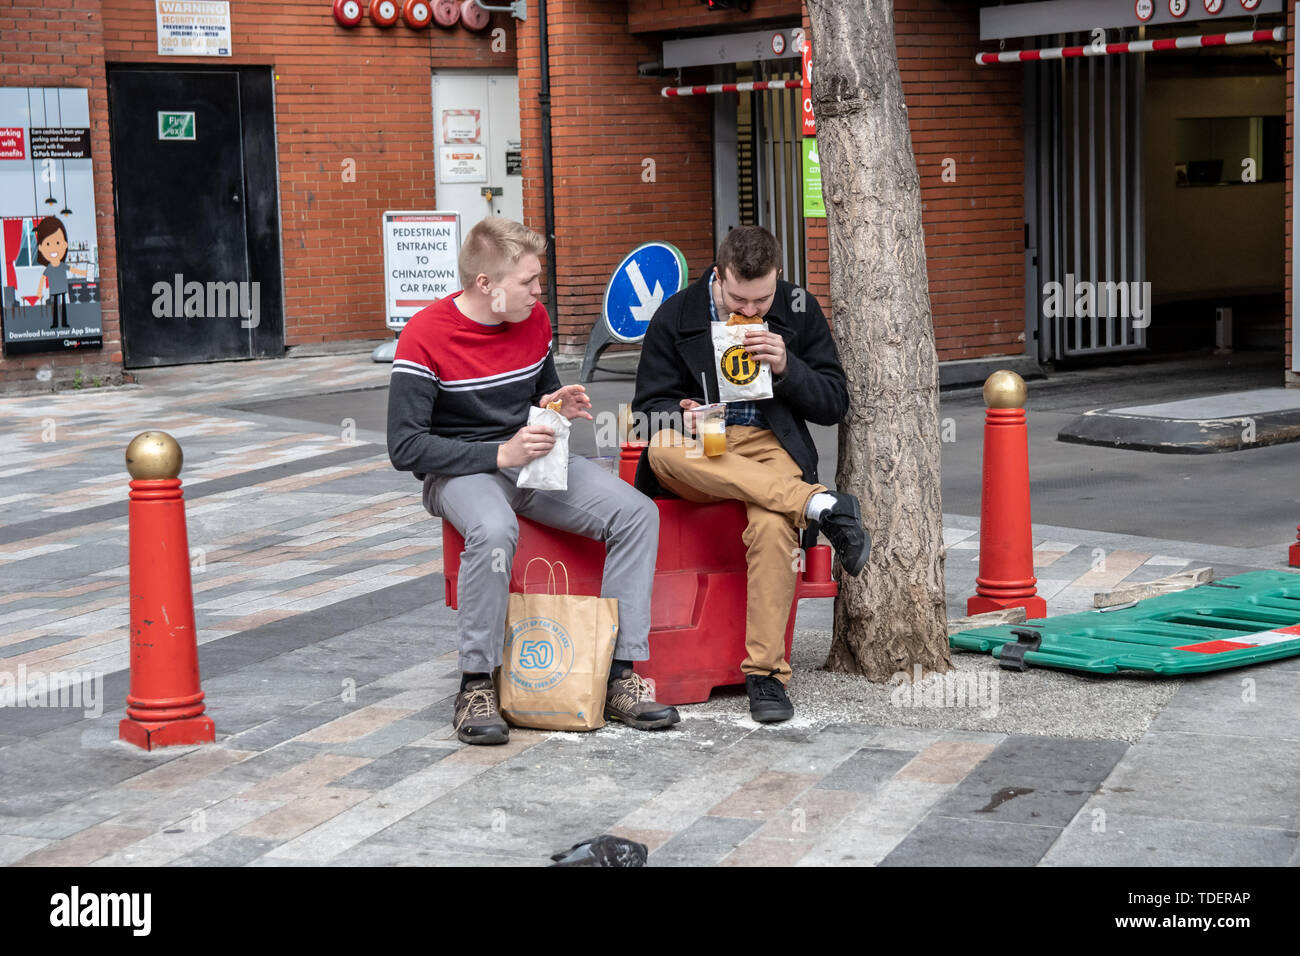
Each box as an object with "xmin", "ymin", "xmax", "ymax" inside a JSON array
[
  {"xmin": 977, "ymin": 25, "xmax": 1284, "ymax": 64},
  {"xmin": 661, "ymin": 79, "xmax": 803, "ymax": 97}
]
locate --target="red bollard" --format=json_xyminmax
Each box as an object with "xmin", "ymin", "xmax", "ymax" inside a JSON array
[
  {"xmin": 619, "ymin": 441, "xmax": 646, "ymax": 486},
  {"xmin": 119, "ymin": 431, "xmax": 215, "ymax": 750},
  {"xmin": 618, "ymin": 403, "xmax": 648, "ymax": 486},
  {"xmin": 967, "ymin": 371, "xmax": 1047, "ymax": 619},
  {"xmin": 804, "ymin": 543, "xmax": 832, "ymax": 584},
  {"xmin": 1290, "ymin": 525, "xmax": 1300, "ymax": 568}
]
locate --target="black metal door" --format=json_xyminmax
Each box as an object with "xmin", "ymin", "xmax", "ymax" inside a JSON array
[
  {"xmin": 109, "ymin": 69, "xmax": 276, "ymax": 367},
  {"xmin": 1026, "ymin": 40, "xmax": 1147, "ymax": 362}
]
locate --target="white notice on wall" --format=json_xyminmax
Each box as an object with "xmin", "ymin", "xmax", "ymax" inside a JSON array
[
  {"xmin": 156, "ymin": 0, "xmax": 232, "ymax": 57},
  {"xmin": 441, "ymin": 109, "xmax": 481, "ymax": 144},
  {"xmin": 439, "ymin": 145, "xmax": 488, "ymax": 184},
  {"xmin": 382, "ymin": 211, "xmax": 461, "ymax": 330}
]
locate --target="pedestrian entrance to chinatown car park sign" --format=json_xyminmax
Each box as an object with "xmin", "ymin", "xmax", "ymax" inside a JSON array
[
  {"xmin": 374, "ymin": 210, "xmax": 461, "ymax": 362},
  {"xmin": 579, "ymin": 241, "xmax": 688, "ymax": 382}
]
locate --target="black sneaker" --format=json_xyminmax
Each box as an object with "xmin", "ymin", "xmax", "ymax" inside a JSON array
[
  {"xmin": 819, "ymin": 492, "xmax": 871, "ymax": 576},
  {"xmin": 605, "ymin": 668, "xmax": 680, "ymax": 730},
  {"xmin": 746, "ymin": 672, "xmax": 794, "ymax": 723},
  {"xmin": 453, "ymin": 678, "xmax": 509, "ymax": 745}
]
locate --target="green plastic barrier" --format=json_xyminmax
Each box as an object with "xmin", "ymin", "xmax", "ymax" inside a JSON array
[{"xmin": 949, "ymin": 570, "xmax": 1300, "ymax": 675}]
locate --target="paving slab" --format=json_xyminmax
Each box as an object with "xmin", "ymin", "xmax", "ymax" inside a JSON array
[
  {"xmin": 881, "ymin": 814, "xmax": 1063, "ymax": 867},
  {"xmin": 165, "ymin": 834, "xmax": 281, "ymax": 867},
  {"xmin": 328, "ymin": 745, "xmax": 458, "ymax": 791},
  {"xmin": 650, "ymin": 816, "xmax": 765, "ymax": 867},
  {"xmin": 1089, "ymin": 731, "xmax": 1300, "ymax": 830},
  {"xmin": 1147, "ymin": 668, "xmax": 1300, "ymax": 740},
  {"xmin": 1043, "ymin": 811, "xmax": 1298, "ymax": 867},
  {"xmin": 3, "ymin": 352, "xmax": 1299, "ymax": 867},
  {"xmin": 814, "ymin": 747, "xmax": 919, "ymax": 793}
]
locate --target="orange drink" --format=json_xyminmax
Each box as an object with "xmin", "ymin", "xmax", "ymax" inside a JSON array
[
  {"xmin": 700, "ymin": 422, "xmax": 726, "ymax": 457},
  {"xmin": 693, "ymin": 402, "xmax": 727, "ymax": 457}
]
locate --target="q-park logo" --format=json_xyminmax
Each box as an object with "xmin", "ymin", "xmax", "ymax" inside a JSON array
[{"xmin": 506, "ymin": 617, "xmax": 573, "ymax": 692}]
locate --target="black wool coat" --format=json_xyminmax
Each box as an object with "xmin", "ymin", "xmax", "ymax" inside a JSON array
[{"xmin": 631, "ymin": 265, "xmax": 848, "ymax": 504}]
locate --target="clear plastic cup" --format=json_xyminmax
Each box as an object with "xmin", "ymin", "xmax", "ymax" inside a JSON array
[{"xmin": 694, "ymin": 402, "xmax": 727, "ymax": 457}]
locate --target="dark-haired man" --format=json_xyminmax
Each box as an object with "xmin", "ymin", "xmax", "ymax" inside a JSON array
[{"xmin": 632, "ymin": 225, "xmax": 870, "ymax": 723}]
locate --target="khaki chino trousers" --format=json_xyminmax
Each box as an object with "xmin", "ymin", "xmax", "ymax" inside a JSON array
[{"xmin": 647, "ymin": 425, "xmax": 826, "ymax": 684}]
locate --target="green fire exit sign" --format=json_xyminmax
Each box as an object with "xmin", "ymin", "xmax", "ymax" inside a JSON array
[{"xmin": 157, "ymin": 111, "xmax": 196, "ymax": 141}]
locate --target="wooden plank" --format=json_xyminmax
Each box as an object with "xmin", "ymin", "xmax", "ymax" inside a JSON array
[
  {"xmin": 947, "ymin": 606, "xmax": 1028, "ymax": 636},
  {"xmin": 1093, "ymin": 566, "xmax": 1213, "ymax": 608}
]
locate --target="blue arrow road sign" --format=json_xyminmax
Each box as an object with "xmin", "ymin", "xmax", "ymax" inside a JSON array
[{"xmin": 602, "ymin": 242, "xmax": 688, "ymax": 344}]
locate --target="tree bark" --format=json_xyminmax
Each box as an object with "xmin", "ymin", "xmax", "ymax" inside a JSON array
[{"xmin": 807, "ymin": 0, "xmax": 951, "ymax": 682}]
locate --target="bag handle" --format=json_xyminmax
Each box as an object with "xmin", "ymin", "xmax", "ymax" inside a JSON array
[
  {"xmin": 521, "ymin": 557, "xmax": 572, "ymax": 595},
  {"xmin": 522, "ymin": 557, "xmax": 557, "ymax": 594},
  {"xmin": 551, "ymin": 560, "xmax": 571, "ymax": 595}
]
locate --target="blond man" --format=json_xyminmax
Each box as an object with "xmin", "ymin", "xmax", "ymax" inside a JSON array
[{"xmin": 387, "ymin": 217, "xmax": 678, "ymax": 744}]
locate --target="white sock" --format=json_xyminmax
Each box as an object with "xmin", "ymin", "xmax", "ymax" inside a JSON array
[{"xmin": 805, "ymin": 492, "xmax": 836, "ymax": 521}]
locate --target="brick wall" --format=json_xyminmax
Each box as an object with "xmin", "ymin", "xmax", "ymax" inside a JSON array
[
  {"xmin": 99, "ymin": 0, "xmax": 513, "ymax": 349},
  {"xmin": 627, "ymin": 0, "xmax": 802, "ymax": 34},
  {"xmin": 895, "ymin": 0, "xmax": 1025, "ymax": 361},
  {"xmin": 517, "ymin": 0, "xmax": 716, "ymax": 356},
  {"xmin": 620, "ymin": 0, "xmax": 1027, "ymax": 362},
  {"xmin": 2, "ymin": 0, "xmax": 1027, "ymax": 385},
  {"xmin": 1, "ymin": 1, "xmax": 513, "ymax": 387},
  {"xmin": 1286, "ymin": 0, "xmax": 1295, "ymax": 381}
]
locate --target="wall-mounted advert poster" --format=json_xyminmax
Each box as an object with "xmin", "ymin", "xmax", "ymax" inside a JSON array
[{"xmin": 0, "ymin": 88, "xmax": 102, "ymax": 356}]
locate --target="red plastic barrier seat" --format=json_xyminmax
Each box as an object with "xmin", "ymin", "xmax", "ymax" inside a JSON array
[{"xmin": 440, "ymin": 496, "xmax": 838, "ymax": 706}]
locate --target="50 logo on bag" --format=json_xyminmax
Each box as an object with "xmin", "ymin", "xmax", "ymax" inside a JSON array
[
  {"xmin": 505, "ymin": 617, "xmax": 574, "ymax": 691},
  {"xmin": 518, "ymin": 640, "xmax": 553, "ymax": 669}
]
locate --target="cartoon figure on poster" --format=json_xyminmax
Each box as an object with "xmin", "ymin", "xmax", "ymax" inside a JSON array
[{"xmin": 33, "ymin": 217, "xmax": 86, "ymax": 329}]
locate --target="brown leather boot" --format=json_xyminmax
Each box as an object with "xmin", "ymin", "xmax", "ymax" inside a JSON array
[
  {"xmin": 453, "ymin": 678, "xmax": 509, "ymax": 745},
  {"xmin": 605, "ymin": 668, "xmax": 680, "ymax": 730}
]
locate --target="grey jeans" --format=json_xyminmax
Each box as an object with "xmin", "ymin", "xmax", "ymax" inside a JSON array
[{"xmin": 423, "ymin": 455, "xmax": 659, "ymax": 675}]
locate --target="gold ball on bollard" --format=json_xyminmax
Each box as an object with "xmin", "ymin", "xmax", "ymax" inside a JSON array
[
  {"xmin": 983, "ymin": 370, "xmax": 1027, "ymax": 409},
  {"xmin": 125, "ymin": 431, "xmax": 184, "ymax": 480}
]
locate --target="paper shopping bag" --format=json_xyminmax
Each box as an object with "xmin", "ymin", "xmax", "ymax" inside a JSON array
[
  {"xmin": 711, "ymin": 320, "xmax": 773, "ymax": 402},
  {"xmin": 498, "ymin": 559, "xmax": 618, "ymax": 732}
]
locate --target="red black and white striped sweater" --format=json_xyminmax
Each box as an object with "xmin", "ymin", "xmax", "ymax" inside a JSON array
[{"xmin": 386, "ymin": 291, "xmax": 561, "ymax": 480}]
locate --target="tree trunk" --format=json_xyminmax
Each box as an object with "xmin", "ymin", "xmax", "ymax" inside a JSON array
[{"xmin": 807, "ymin": 0, "xmax": 951, "ymax": 682}]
